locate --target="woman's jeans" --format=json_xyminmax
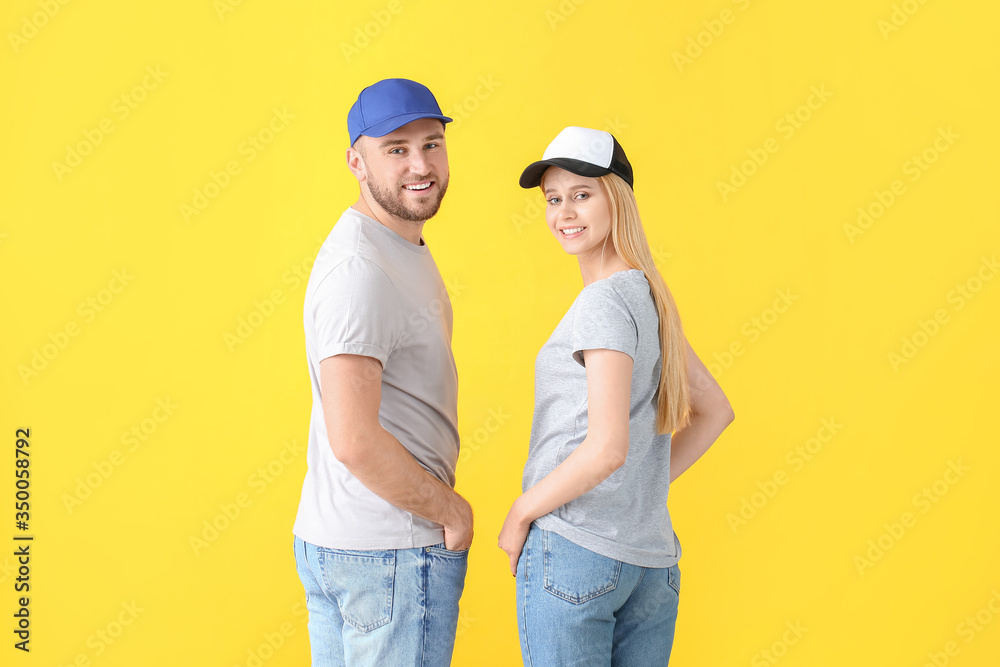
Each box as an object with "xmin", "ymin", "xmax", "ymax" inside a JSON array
[
  {"xmin": 294, "ymin": 535, "xmax": 468, "ymax": 666},
  {"xmin": 516, "ymin": 525, "xmax": 681, "ymax": 666}
]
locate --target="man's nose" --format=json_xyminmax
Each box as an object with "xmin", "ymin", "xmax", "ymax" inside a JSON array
[{"xmin": 408, "ymin": 152, "xmax": 431, "ymax": 176}]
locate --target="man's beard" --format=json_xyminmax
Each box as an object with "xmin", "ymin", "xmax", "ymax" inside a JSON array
[{"xmin": 366, "ymin": 170, "xmax": 449, "ymax": 222}]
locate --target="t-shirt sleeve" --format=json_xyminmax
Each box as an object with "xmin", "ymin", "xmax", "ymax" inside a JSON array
[
  {"xmin": 308, "ymin": 256, "xmax": 403, "ymax": 368},
  {"xmin": 571, "ymin": 283, "xmax": 638, "ymax": 366}
]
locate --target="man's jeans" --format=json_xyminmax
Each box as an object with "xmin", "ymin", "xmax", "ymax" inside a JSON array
[
  {"xmin": 294, "ymin": 535, "xmax": 468, "ymax": 666},
  {"xmin": 516, "ymin": 526, "xmax": 680, "ymax": 666}
]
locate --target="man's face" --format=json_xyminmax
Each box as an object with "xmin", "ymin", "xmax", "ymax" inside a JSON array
[{"xmin": 354, "ymin": 118, "xmax": 449, "ymax": 223}]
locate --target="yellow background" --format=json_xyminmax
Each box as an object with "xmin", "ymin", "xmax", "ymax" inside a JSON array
[{"xmin": 2, "ymin": 0, "xmax": 999, "ymax": 665}]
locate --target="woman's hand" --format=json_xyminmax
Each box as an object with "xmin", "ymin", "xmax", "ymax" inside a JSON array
[{"xmin": 498, "ymin": 500, "xmax": 531, "ymax": 576}]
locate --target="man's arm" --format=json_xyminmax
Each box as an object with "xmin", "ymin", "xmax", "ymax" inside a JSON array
[
  {"xmin": 668, "ymin": 337, "xmax": 736, "ymax": 483},
  {"xmin": 320, "ymin": 353, "xmax": 473, "ymax": 550}
]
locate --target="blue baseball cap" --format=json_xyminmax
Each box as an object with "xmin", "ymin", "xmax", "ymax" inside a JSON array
[{"xmin": 348, "ymin": 78, "xmax": 452, "ymax": 146}]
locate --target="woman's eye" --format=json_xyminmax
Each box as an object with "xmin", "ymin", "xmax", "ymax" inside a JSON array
[
  {"xmin": 575, "ymin": 192, "xmax": 589, "ymax": 200},
  {"xmin": 547, "ymin": 197, "xmax": 561, "ymax": 204}
]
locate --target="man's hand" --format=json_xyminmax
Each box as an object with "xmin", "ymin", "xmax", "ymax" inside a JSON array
[{"xmin": 442, "ymin": 494, "xmax": 474, "ymax": 551}]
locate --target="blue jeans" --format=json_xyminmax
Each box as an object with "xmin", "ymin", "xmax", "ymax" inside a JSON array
[
  {"xmin": 293, "ymin": 535, "xmax": 468, "ymax": 666},
  {"xmin": 516, "ymin": 526, "xmax": 680, "ymax": 666}
]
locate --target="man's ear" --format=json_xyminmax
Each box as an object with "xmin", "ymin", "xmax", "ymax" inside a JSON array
[{"xmin": 346, "ymin": 142, "xmax": 367, "ymax": 183}]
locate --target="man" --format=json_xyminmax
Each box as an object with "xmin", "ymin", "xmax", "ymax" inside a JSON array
[{"xmin": 292, "ymin": 78, "xmax": 473, "ymax": 666}]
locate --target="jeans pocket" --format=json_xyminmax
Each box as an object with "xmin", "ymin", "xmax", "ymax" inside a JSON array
[
  {"xmin": 425, "ymin": 544, "xmax": 469, "ymax": 559},
  {"xmin": 542, "ymin": 530, "xmax": 621, "ymax": 605},
  {"xmin": 319, "ymin": 548, "xmax": 395, "ymax": 633},
  {"xmin": 668, "ymin": 564, "xmax": 681, "ymax": 596}
]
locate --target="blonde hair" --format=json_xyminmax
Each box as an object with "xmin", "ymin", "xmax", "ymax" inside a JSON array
[{"xmin": 598, "ymin": 173, "xmax": 691, "ymax": 434}]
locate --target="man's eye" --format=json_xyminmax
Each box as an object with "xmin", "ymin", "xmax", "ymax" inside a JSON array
[
  {"xmin": 425, "ymin": 143, "xmax": 438, "ymax": 149},
  {"xmin": 389, "ymin": 148, "xmax": 405, "ymax": 155}
]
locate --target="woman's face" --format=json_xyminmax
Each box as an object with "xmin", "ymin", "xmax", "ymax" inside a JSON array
[{"xmin": 541, "ymin": 167, "xmax": 612, "ymax": 256}]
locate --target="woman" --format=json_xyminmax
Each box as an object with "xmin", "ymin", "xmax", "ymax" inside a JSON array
[{"xmin": 498, "ymin": 126, "xmax": 735, "ymax": 666}]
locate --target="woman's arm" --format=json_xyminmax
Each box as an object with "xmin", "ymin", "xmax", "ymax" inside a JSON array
[
  {"xmin": 498, "ymin": 348, "xmax": 632, "ymax": 574},
  {"xmin": 669, "ymin": 337, "xmax": 735, "ymax": 483}
]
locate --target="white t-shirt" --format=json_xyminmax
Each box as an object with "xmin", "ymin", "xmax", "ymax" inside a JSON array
[
  {"xmin": 524, "ymin": 269, "xmax": 682, "ymax": 568},
  {"xmin": 293, "ymin": 207, "xmax": 459, "ymax": 549}
]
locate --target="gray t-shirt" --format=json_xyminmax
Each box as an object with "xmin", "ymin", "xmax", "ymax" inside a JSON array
[
  {"xmin": 293, "ymin": 207, "xmax": 459, "ymax": 550},
  {"xmin": 524, "ymin": 269, "xmax": 682, "ymax": 568}
]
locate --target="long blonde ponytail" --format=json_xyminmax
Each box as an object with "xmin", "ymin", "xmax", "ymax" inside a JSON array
[{"xmin": 599, "ymin": 174, "xmax": 691, "ymax": 434}]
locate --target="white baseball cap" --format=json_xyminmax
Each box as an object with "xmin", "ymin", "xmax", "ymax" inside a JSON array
[{"xmin": 519, "ymin": 126, "xmax": 634, "ymax": 189}]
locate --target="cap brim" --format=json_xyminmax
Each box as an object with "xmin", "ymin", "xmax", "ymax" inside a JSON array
[
  {"xmin": 355, "ymin": 113, "xmax": 453, "ymax": 143},
  {"xmin": 518, "ymin": 158, "xmax": 612, "ymax": 189}
]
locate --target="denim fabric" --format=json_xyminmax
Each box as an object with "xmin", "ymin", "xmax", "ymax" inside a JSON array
[
  {"xmin": 516, "ymin": 526, "xmax": 680, "ymax": 666},
  {"xmin": 294, "ymin": 535, "xmax": 468, "ymax": 666}
]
